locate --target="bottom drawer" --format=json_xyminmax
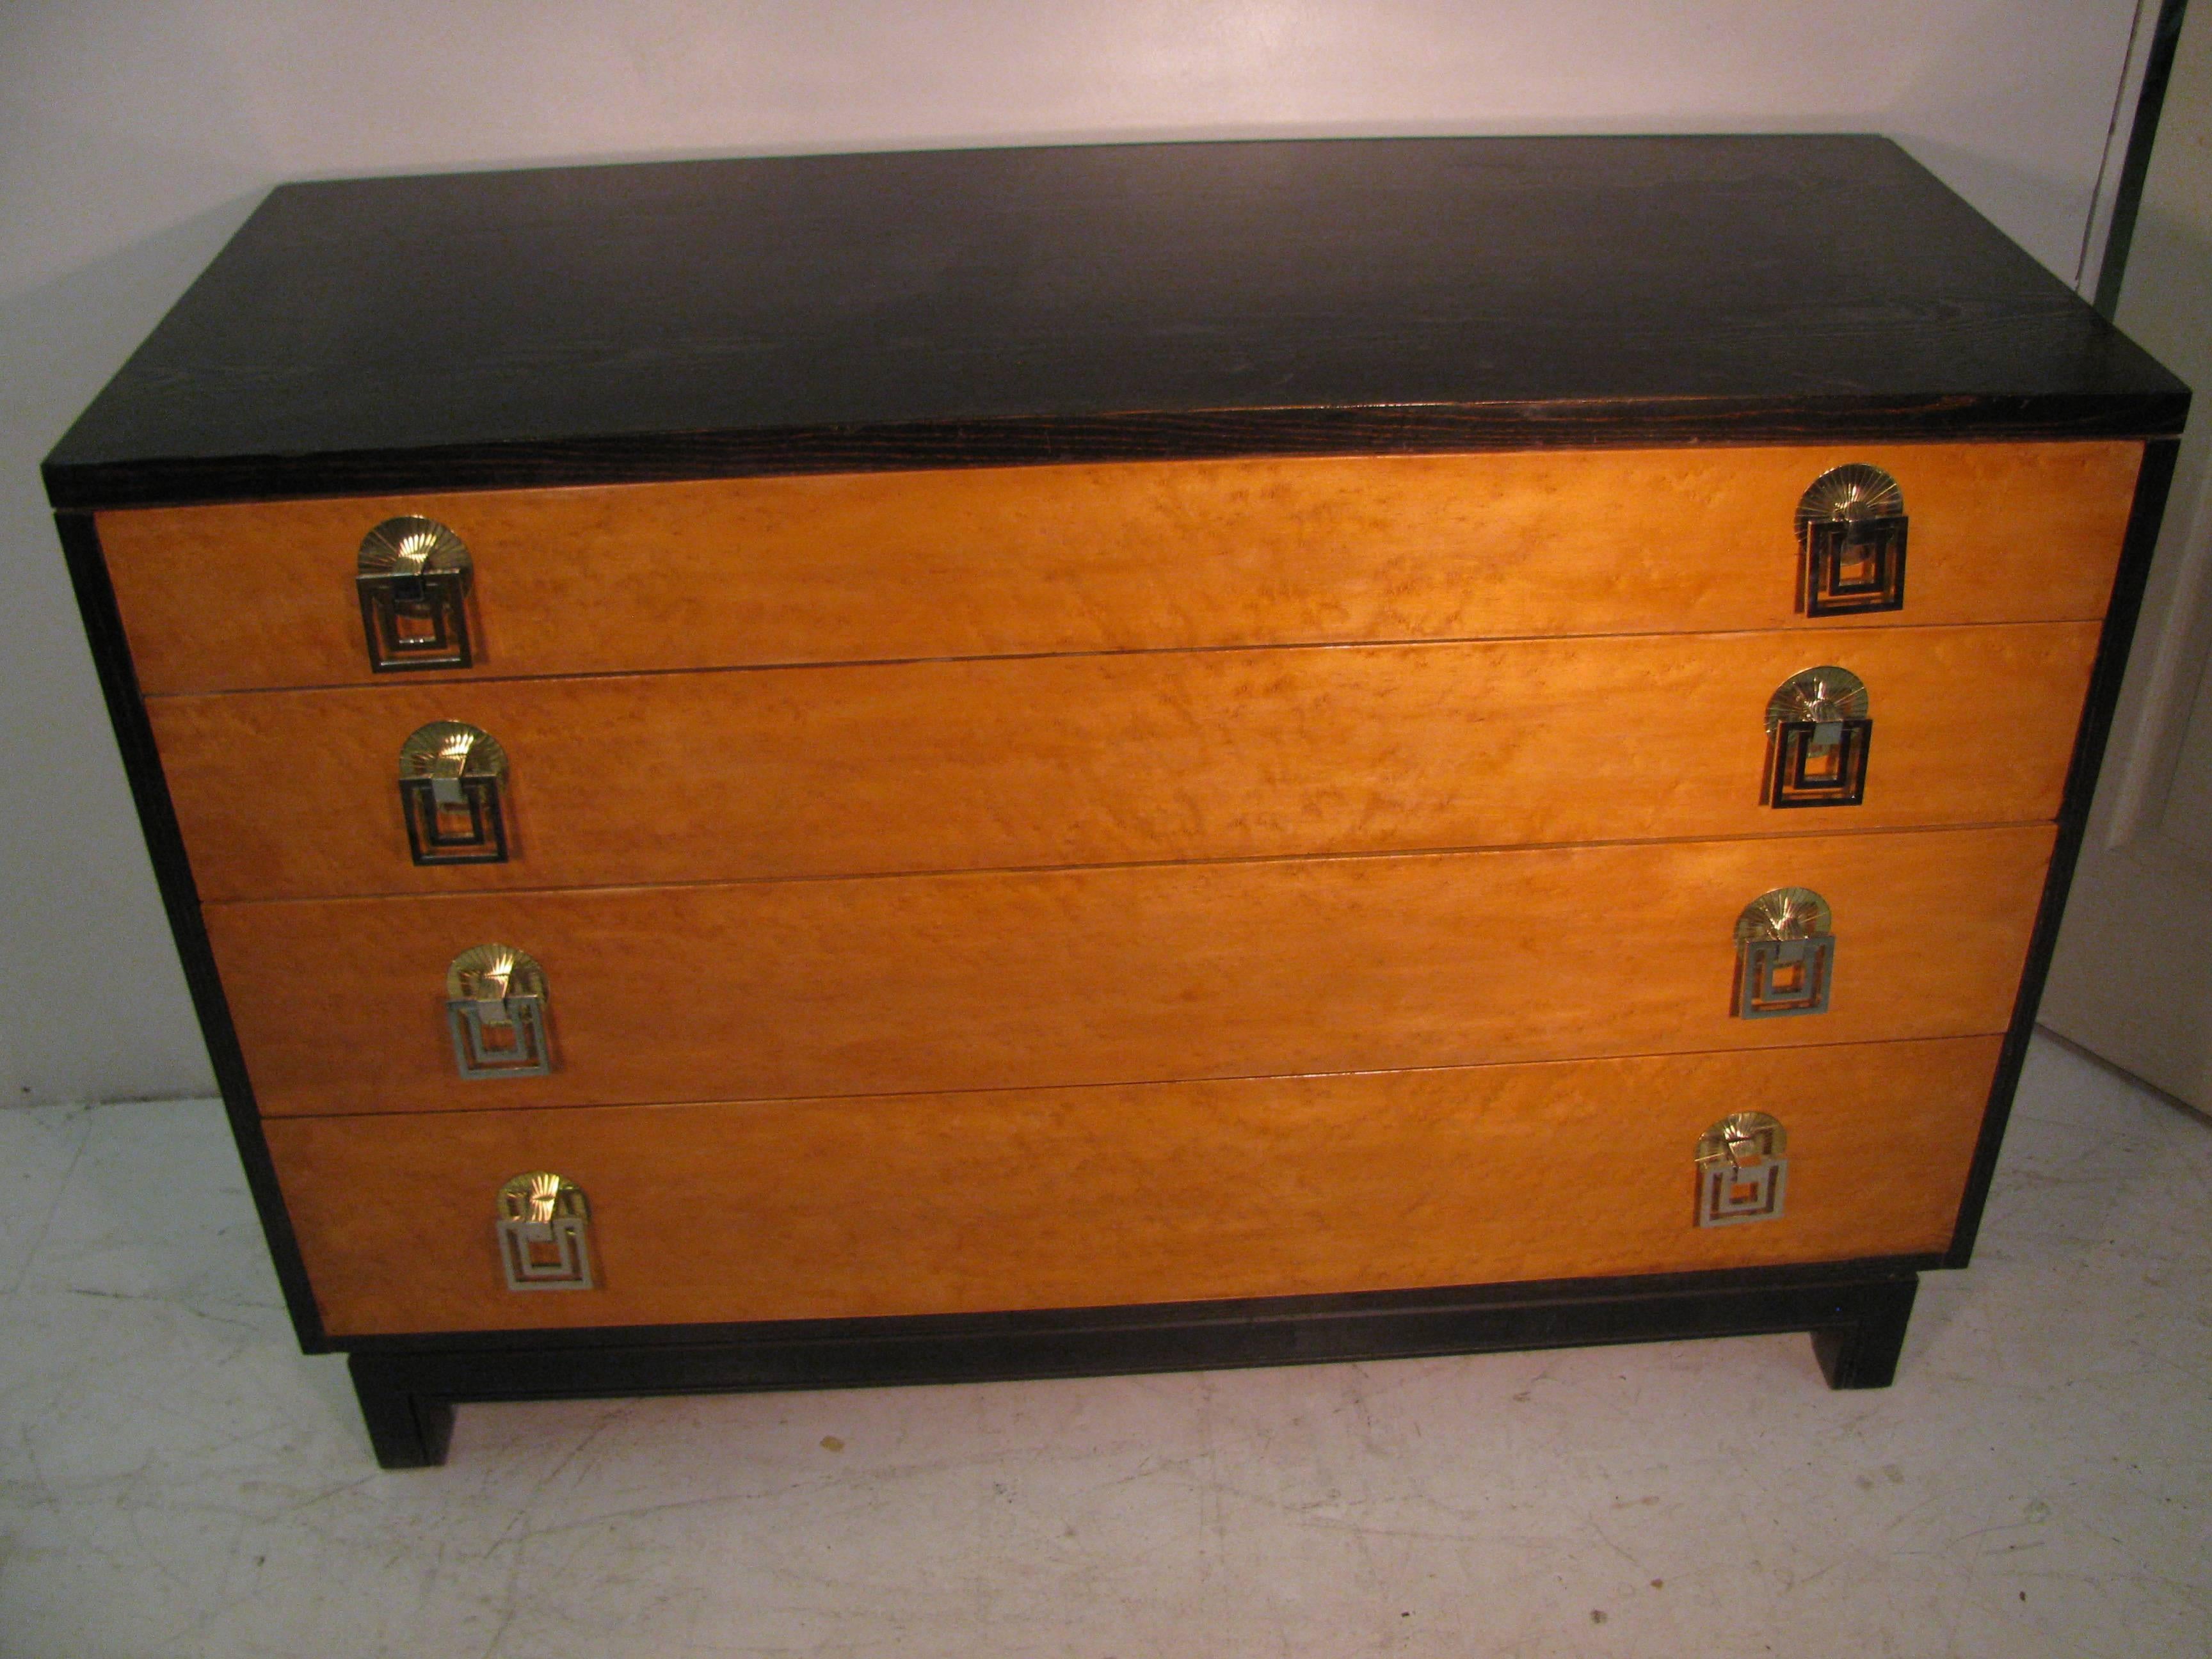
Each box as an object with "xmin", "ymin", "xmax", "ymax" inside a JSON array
[{"xmin": 271, "ymin": 1036, "xmax": 1999, "ymax": 1338}]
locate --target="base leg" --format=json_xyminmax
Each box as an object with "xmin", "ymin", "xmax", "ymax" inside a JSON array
[
  {"xmin": 349, "ymin": 1354, "xmax": 456, "ymax": 1468},
  {"xmin": 1810, "ymin": 1274, "xmax": 1918, "ymax": 1390}
]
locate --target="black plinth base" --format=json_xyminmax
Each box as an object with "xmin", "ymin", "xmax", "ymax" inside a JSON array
[{"xmin": 344, "ymin": 1261, "xmax": 1925, "ymax": 1470}]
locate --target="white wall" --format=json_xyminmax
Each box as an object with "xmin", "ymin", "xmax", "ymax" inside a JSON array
[{"xmin": 0, "ymin": 0, "xmax": 2160, "ymax": 1105}]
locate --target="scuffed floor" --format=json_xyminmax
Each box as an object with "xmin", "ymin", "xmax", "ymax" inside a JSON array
[{"xmin": 1, "ymin": 1034, "xmax": 2206, "ymax": 1658}]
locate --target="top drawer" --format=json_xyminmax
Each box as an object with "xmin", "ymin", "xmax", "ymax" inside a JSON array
[{"xmin": 97, "ymin": 442, "xmax": 2140, "ymax": 694}]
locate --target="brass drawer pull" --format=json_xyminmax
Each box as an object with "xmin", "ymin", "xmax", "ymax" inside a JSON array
[
  {"xmin": 496, "ymin": 1172, "xmax": 593, "ymax": 1290},
  {"xmin": 397, "ymin": 721, "xmax": 509, "ymax": 865},
  {"xmin": 1764, "ymin": 665, "xmax": 1871, "ymax": 807},
  {"xmin": 1695, "ymin": 1111, "xmax": 1788, "ymax": 1227},
  {"xmin": 1733, "ymin": 887, "xmax": 1835, "ymax": 1018},
  {"xmin": 1797, "ymin": 464, "xmax": 1906, "ymax": 616},
  {"xmin": 445, "ymin": 944, "xmax": 552, "ymax": 1078},
  {"xmin": 357, "ymin": 517, "xmax": 474, "ymax": 672}
]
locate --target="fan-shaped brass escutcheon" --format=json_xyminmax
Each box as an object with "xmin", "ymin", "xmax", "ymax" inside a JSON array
[
  {"xmin": 357, "ymin": 516, "xmax": 475, "ymax": 671},
  {"xmin": 397, "ymin": 721, "xmax": 510, "ymax": 865},
  {"xmin": 445, "ymin": 943, "xmax": 552, "ymax": 1078},
  {"xmin": 1796, "ymin": 463, "xmax": 1906, "ymax": 616},
  {"xmin": 1695, "ymin": 1110, "xmax": 1789, "ymax": 1227},
  {"xmin": 495, "ymin": 1171, "xmax": 593, "ymax": 1290},
  {"xmin": 1733, "ymin": 887, "xmax": 1836, "ymax": 1018},
  {"xmin": 1763, "ymin": 665, "xmax": 1872, "ymax": 808}
]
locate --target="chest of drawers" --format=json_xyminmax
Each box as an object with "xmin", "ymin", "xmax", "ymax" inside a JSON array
[{"xmin": 47, "ymin": 137, "xmax": 2186, "ymax": 1468}]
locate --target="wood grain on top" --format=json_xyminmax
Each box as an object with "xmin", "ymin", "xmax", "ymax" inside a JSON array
[{"xmin": 44, "ymin": 137, "xmax": 2186, "ymax": 509}]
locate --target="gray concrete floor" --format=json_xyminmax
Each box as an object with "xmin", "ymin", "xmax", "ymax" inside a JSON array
[{"xmin": 1, "ymin": 1033, "xmax": 2206, "ymax": 1658}]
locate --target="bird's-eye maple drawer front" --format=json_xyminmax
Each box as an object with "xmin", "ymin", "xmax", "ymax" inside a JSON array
[
  {"xmin": 96, "ymin": 442, "xmax": 2140, "ymax": 696},
  {"xmin": 264, "ymin": 1034, "xmax": 2001, "ymax": 1338},
  {"xmin": 209, "ymin": 824, "xmax": 2053, "ymax": 1119},
  {"xmin": 154, "ymin": 623, "xmax": 2099, "ymax": 902}
]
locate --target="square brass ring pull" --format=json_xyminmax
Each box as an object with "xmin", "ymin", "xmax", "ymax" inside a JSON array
[
  {"xmin": 1733, "ymin": 886, "xmax": 1835, "ymax": 1018},
  {"xmin": 1765, "ymin": 665, "xmax": 1871, "ymax": 808},
  {"xmin": 399, "ymin": 721, "xmax": 509, "ymax": 865},
  {"xmin": 496, "ymin": 1171, "xmax": 593, "ymax": 1290},
  {"xmin": 1797, "ymin": 463, "xmax": 1905, "ymax": 616},
  {"xmin": 1695, "ymin": 1111, "xmax": 1788, "ymax": 1227},
  {"xmin": 446, "ymin": 943, "xmax": 552, "ymax": 1078},
  {"xmin": 358, "ymin": 516, "xmax": 474, "ymax": 672}
]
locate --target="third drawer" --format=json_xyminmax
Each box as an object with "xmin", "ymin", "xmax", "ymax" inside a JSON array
[{"xmin": 212, "ymin": 823, "xmax": 2056, "ymax": 1117}]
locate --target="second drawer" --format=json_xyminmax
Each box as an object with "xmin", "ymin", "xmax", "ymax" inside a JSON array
[{"xmin": 156, "ymin": 623, "xmax": 2099, "ymax": 900}]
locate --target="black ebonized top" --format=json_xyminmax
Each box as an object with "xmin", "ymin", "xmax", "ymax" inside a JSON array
[{"xmin": 45, "ymin": 135, "xmax": 2188, "ymax": 509}]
